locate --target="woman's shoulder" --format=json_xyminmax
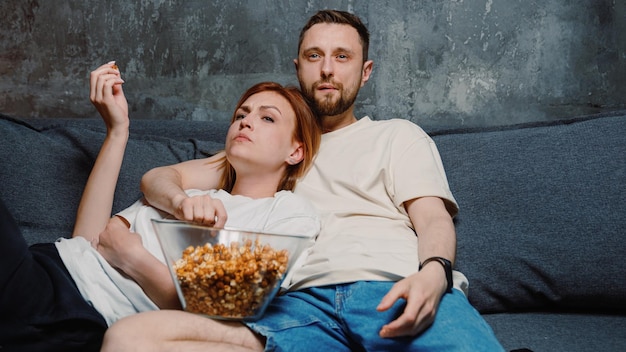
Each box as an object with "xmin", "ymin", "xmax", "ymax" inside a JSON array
[
  {"xmin": 274, "ymin": 190, "xmax": 312, "ymax": 204},
  {"xmin": 273, "ymin": 190, "xmax": 317, "ymax": 213}
]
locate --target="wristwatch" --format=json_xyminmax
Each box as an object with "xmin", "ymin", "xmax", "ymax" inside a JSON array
[{"xmin": 419, "ymin": 256, "xmax": 453, "ymax": 293}]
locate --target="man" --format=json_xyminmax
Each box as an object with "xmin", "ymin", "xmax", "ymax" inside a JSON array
[{"xmin": 101, "ymin": 9, "xmax": 504, "ymax": 351}]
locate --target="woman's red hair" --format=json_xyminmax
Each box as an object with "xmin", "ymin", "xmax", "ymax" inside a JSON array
[{"xmin": 215, "ymin": 81, "xmax": 321, "ymax": 192}]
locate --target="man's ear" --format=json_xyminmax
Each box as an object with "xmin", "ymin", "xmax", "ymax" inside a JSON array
[
  {"xmin": 293, "ymin": 58, "xmax": 299, "ymax": 72},
  {"xmin": 287, "ymin": 143, "xmax": 304, "ymax": 165},
  {"xmin": 360, "ymin": 60, "xmax": 374, "ymax": 87}
]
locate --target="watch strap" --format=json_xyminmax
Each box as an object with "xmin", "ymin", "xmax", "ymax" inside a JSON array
[{"xmin": 419, "ymin": 256, "xmax": 453, "ymax": 293}]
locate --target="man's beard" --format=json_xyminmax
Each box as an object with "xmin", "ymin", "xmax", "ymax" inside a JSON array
[{"xmin": 302, "ymin": 79, "xmax": 359, "ymax": 117}]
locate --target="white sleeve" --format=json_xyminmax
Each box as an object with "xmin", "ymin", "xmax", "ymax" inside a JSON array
[{"xmin": 114, "ymin": 198, "xmax": 148, "ymax": 230}]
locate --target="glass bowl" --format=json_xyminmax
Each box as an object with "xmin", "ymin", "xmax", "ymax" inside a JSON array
[{"xmin": 152, "ymin": 219, "xmax": 310, "ymax": 321}]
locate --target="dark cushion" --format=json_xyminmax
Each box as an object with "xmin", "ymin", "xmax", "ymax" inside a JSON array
[
  {"xmin": 0, "ymin": 114, "xmax": 225, "ymax": 245},
  {"xmin": 433, "ymin": 112, "xmax": 626, "ymax": 313},
  {"xmin": 483, "ymin": 311, "xmax": 626, "ymax": 351}
]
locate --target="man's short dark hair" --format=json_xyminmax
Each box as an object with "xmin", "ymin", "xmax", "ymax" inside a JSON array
[{"xmin": 298, "ymin": 9, "xmax": 370, "ymax": 62}]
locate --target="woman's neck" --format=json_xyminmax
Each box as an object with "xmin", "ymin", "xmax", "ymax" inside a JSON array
[{"xmin": 230, "ymin": 174, "xmax": 281, "ymax": 199}]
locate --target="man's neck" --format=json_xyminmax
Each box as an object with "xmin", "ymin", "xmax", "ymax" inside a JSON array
[{"xmin": 320, "ymin": 108, "xmax": 358, "ymax": 133}]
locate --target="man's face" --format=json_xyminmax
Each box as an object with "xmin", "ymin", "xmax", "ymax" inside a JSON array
[{"xmin": 295, "ymin": 23, "xmax": 373, "ymax": 117}]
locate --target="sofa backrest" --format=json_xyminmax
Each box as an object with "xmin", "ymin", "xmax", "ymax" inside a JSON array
[
  {"xmin": 433, "ymin": 112, "xmax": 626, "ymax": 313},
  {"xmin": 2, "ymin": 111, "xmax": 625, "ymax": 314},
  {"xmin": 0, "ymin": 114, "xmax": 226, "ymax": 245}
]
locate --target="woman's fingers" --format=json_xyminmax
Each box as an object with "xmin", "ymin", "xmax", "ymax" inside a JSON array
[{"xmin": 90, "ymin": 61, "xmax": 121, "ymax": 104}]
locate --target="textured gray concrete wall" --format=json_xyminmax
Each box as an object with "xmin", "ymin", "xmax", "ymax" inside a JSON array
[{"xmin": 1, "ymin": 0, "xmax": 624, "ymax": 129}]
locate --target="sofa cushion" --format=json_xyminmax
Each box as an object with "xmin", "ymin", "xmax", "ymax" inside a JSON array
[
  {"xmin": 0, "ymin": 114, "xmax": 225, "ymax": 245},
  {"xmin": 433, "ymin": 112, "xmax": 626, "ymax": 313},
  {"xmin": 484, "ymin": 311, "xmax": 626, "ymax": 351}
]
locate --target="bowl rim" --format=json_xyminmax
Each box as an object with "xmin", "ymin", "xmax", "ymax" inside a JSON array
[{"xmin": 151, "ymin": 218, "xmax": 311, "ymax": 239}]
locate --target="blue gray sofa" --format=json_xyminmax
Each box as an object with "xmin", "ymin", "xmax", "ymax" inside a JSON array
[{"xmin": 1, "ymin": 111, "xmax": 625, "ymax": 351}]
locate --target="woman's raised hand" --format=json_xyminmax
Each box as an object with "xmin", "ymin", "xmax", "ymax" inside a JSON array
[{"xmin": 89, "ymin": 61, "xmax": 128, "ymax": 133}]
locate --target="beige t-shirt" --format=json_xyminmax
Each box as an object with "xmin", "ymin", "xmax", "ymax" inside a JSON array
[{"xmin": 290, "ymin": 116, "xmax": 468, "ymax": 293}]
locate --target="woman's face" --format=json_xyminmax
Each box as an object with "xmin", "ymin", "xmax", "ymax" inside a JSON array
[{"xmin": 225, "ymin": 91, "xmax": 303, "ymax": 175}]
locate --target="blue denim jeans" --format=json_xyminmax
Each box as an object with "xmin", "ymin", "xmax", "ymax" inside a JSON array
[{"xmin": 247, "ymin": 281, "xmax": 504, "ymax": 352}]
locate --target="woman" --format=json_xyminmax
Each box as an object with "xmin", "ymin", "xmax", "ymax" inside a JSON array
[{"xmin": 0, "ymin": 62, "xmax": 321, "ymax": 352}]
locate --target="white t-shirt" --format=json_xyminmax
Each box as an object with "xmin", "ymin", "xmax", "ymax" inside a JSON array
[
  {"xmin": 290, "ymin": 116, "xmax": 468, "ymax": 293},
  {"xmin": 55, "ymin": 189, "xmax": 319, "ymax": 326}
]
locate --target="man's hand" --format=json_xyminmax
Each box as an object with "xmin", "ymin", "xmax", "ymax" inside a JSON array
[
  {"xmin": 140, "ymin": 152, "xmax": 227, "ymax": 222},
  {"xmin": 377, "ymin": 196, "xmax": 456, "ymax": 337},
  {"xmin": 376, "ymin": 265, "xmax": 447, "ymax": 338},
  {"xmin": 174, "ymin": 194, "xmax": 228, "ymax": 228}
]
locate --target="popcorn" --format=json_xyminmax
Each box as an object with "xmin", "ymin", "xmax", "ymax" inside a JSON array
[{"xmin": 173, "ymin": 239, "xmax": 289, "ymax": 319}]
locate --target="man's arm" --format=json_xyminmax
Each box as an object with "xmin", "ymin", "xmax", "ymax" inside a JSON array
[
  {"xmin": 377, "ymin": 196, "xmax": 456, "ymax": 338},
  {"xmin": 140, "ymin": 152, "xmax": 228, "ymax": 226},
  {"xmin": 409, "ymin": 196, "xmax": 457, "ymax": 271}
]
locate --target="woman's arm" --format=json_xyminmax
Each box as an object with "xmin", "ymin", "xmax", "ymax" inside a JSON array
[
  {"xmin": 140, "ymin": 152, "xmax": 228, "ymax": 226},
  {"xmin": 97, "ymin": 216, "xmax": 180, "ymax": 309},
  {"xmin": 73, "ymin": 62, "xmax": 128, "ymax": 244}
]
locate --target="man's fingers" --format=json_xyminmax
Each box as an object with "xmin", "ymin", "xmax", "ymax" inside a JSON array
[
  {"xmin": 376, "ymin": 281, "xmax": 405, "ymax": 311},
  {"xmin": 212, "ymin": 200, "xmax": 228, "ymax": 228},
  {"xmin": 176, "ymin": 196, "xmax": 229, "ymax": 227}
]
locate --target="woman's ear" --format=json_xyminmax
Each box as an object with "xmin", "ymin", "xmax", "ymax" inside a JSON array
[{"xmin": 287, "ymin": 143, "xmax": 304, "ymax": 165}]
